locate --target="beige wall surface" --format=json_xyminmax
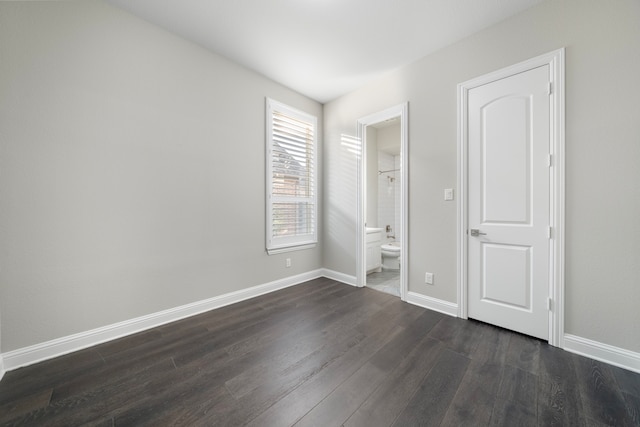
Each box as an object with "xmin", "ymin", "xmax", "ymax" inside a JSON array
[
  {"xmin": 0, "ymin": 1, "xmax": 323, "ymax": 352},
  {"xmin": 323, "ymin": 0, "xmax": 640, "ymax": 352}
]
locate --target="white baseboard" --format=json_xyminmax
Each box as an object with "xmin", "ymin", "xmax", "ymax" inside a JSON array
[
  {"xmin": 2, "ymin": 269, "xmax": 324, "ymax": 372},
  {"xmin": 405, "ymin": 291, "xmax": 458, "ymax": 317},
  {"xmin": 564, "ymin": 334, "xmax": 640, "ymax": 374},
  {"xmin": 4, "ymin": 271, "xmax": 640, "ymax": 378},
  {"xmin": 321, "ymin": 268, "xmax": 358, "ymax": 287}
]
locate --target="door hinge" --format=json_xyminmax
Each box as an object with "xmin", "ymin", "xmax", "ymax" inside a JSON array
[
  {"xmin": 547, "ymin": 226, "xmax": 553, "ymax": 239},
  {"xmin": 547, "ymin": 154, "xmax": 552, "ymax": 167},
  {"xmin": 547, "ymin": 82, "xmax": 552, "ymax": 95},
  {"xmin": 547, "ymin": 297, "xmax": 553, "ymax": 311}
]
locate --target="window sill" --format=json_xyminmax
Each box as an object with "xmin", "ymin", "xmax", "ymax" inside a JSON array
[{"xmin": 267, "ymin": 243, "xmax": 317, "ymax": 255}]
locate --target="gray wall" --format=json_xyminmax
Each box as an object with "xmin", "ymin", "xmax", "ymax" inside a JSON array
[
  {"xmin": 0, "ymin": 1, "xmax": 323, "ymax": 352},
  {"xmin": 323, "ymin": 0, "xmax": 640, "ymax": 352}
]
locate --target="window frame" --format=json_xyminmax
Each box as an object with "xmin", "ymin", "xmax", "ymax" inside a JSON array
[{"xmin": 265, "ymin": 98, "xmax": 318, "ymax": 254}]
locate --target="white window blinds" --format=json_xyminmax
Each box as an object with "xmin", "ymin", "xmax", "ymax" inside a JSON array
[{"xmin": 266, "ymin": 99, "xmax": 317, "ymax": 254}]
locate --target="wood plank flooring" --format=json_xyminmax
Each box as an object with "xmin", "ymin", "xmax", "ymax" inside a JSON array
[{"xmin": 1, "ymin": 278, "xmax": 639, "ymax": 426}]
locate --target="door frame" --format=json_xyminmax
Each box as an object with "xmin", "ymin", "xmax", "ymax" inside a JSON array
[
  {"xmin": 457, "ymin": 49, "xmax": 565, "ymax": 347},
  {"xmin": 356, "ymin": 103, "xmax": 409, "ymax": 300}
]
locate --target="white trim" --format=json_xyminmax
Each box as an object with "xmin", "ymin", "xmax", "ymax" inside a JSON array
[
  {"xmin": 2, "ymin": 269, "xmax": 324, "ymax": 372},
  {"xmin": 356, "ymin": 103, "xmax": 409, "ymax": 301},
  {"xmin": 320, "ymin": 268, "xmax": 357, "ymax": 287},
  {"xmin": 266, "ymin": 243, "xmax": 316, "ymax": 255},
  {"xmin": 564, "ymin": 334, "xmax": 640, "ymax": 374},
  {"xmin": 457, "ymin": 48, "xmax": 565, "ymax": 347},
  {"xmin": 457, "ymin": 71, "xmax": 468, "ymax": 320},
  {"xmin": 405, "ymin": 292, "xmax": 458, "ymax": 317},
  {"xmin": 4, "ymin": 269, "xmax": 639, "ymax": 378},
  {"xmin": 549, "ymin": 49, "xmax": 566, "ymax": 348}
]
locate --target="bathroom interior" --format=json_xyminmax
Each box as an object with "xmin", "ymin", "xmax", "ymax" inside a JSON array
[{"xmin": 365, "ymin": 118, "xmax": 401, "ymax": 297}]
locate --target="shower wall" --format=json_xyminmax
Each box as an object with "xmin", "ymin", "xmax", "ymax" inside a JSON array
[
  {"xmin": 394, "ymin": 154, "xmax": 401, "ymax": 238},
  {"xmin": 378, "ymin": 152, "xmax": 400, "ymax": 241}
]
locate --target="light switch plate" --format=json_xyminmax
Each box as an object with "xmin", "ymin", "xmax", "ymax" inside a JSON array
[{"xmin": 444, "ymin": 188, "xmax": 454, "ymax": 201}]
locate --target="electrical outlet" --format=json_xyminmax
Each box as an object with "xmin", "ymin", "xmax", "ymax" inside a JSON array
[
  {"xmin": 286, "ymin": 258, "xmax": 292, "ymax": 268},
  {"xmin": 425, "ymin": 272, "xmax": 434, "ymax": 285}
]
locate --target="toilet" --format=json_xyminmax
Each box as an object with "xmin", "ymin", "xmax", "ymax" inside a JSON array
[{"xmin": 381, "ymin": 242, "xmax": 401, "ymax": 270}]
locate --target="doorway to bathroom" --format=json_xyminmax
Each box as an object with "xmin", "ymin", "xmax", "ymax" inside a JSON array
[{"xmin": 356, "ymin": 103, "xmax": 408, "ymax": 300}]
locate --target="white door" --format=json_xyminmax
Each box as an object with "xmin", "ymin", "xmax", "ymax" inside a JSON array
[{"xmin": 467, "ymin": 65, "xmax": 551, "ymax": 340}]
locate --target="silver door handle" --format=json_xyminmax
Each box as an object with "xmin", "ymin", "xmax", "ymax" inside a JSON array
[{"xmin": 470, "ymin": 229, "xmax": 487, "ymax": 237}]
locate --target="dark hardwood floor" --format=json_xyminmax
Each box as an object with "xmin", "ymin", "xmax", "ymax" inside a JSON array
[{"xmin": 1, "ymin": 278, "xmax": 639, "ymax": 426}]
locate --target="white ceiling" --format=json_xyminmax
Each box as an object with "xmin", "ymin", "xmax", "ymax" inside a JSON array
[{"xmin": 105, "ymin": 0, "xmax": 544, "ymax": 103}]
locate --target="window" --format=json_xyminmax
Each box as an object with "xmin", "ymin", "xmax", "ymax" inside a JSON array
[{"xmin": 266, "ymin": 98, "xmax": 317, "ymax": 254}]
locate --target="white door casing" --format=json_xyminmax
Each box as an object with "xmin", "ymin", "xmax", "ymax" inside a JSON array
[
  {"xmin": 356, "ymin": 103, "xmax": 409, "ymax": 301},
  {"xmin": 458, "ymin": 49, "xmax": 565, "ymax": 346}
]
